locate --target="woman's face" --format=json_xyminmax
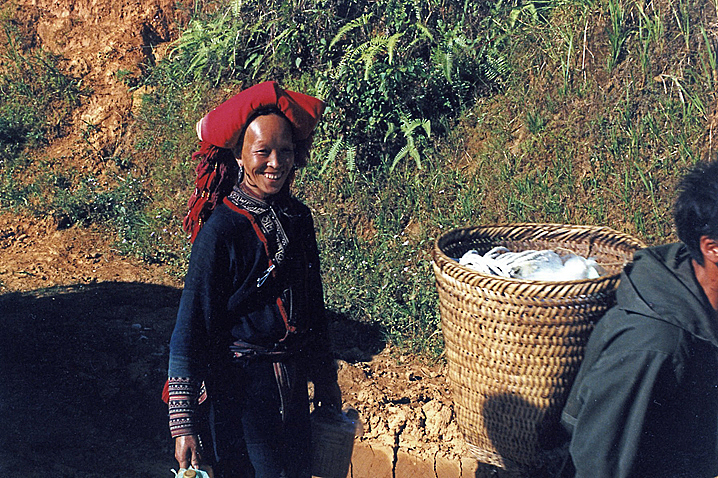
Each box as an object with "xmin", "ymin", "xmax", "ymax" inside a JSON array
[{"xmin": 238, "ymin": 113, "xmax": 295, "ymax": 199}]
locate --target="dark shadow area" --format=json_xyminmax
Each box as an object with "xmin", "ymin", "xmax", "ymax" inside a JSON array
[
  {"xmin": 0, "ymin": 282, "xmax": 182, "ymax": 477},
  {"xmin": 326, "ymin": 310, "xmax": 386, "ymax": 363},
  {"xmin": 478, "ymin": 393, "xmax": 571, "ymax": 478},
  {"xmin": 0, "ymin": 285, "xmax": 386, "ymax": 477}
]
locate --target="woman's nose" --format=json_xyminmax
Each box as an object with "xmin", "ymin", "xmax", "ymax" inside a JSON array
[
  {"xmin": 268, "ymin": 150, "xmax": 292, "ymax": 168},
  {"xmin": 267, "ymin": 151, "xmax": 279, "ymax": 168}
]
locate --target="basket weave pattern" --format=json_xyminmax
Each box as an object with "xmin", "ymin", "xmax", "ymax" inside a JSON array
[{"xmin": 432, "ymin": 224, "xmax": 646, "ymax": 470}]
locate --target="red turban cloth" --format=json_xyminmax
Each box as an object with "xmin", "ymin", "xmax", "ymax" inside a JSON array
[
  {"xmin": 196, "ymin": 80, "xmax": 325, "ymax": 147},
  {"xmin": 183, "ymin": 81, "xmax": 325, "ymax": 242}
]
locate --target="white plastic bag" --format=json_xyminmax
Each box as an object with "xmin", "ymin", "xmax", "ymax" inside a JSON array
[
  {"xmin": 458, "ymin": 247, "xmax": 605, "ymax": 281},
  {"xmin": 172, "ymin": 467, "xmax": 213, "ymax": 478}
]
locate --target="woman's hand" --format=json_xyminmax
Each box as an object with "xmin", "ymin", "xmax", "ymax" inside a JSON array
[{"xmin": 175, "ymin": 434, "xmax": 203, "ymax": 470}]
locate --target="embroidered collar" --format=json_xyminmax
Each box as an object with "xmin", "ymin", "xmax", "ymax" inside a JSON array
[{"xmin": 226, "ymin": 185, "xmax": 290, "ymax": 268}]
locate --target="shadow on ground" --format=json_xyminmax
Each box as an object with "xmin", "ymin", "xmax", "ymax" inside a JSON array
[
  {"xmin": 327, "ymin": 310, "xmax": 386, "ymax": 363},
  {"xmin": 0, "ymin": 282, "xmax": 181, "ymax": 477},
  {"xmin": 481, "ymin": 394, "xmax": 571, "ymax": 478},
  {"xmin": 0, "ymin": 282, "xmax": 385, "ymax": 477}
]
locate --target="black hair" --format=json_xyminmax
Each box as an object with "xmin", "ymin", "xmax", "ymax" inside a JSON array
[{"xmin": 674, "ymin": 160, "xmax": 718, "ymax": 265}]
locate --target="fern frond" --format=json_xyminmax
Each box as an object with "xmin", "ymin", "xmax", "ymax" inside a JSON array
[
  {"xmin": 407, "ymin": 137, "xmax": 422, "ymax": 170},
  {"xmin": 452, "ymin": 35, "xmax": 470, "ymax": 50},
  {"xmin": 363, "ymin": 36, "xmax": 394, "ymax": 79},
  {"xmin": 331, "ymin": 35, "xmax": 380, "ymax": 80},
  {"xmin": 400, "ymin": 116, "xmax": 422, "ymax": 136},
  {"xmin": 319, "ymin": 136, "xmax": 345, "ymax": 175},
  {"xmin": 483, "ymin": 51, "xmax": 509, "ymax": 83},
  {"xmin": 444, "ymin": 51, "xmax": 454, "ymax": 82},
  {"xmin": 414, "ymin": 22, "xmax": 434, "ymax": 43},
  {"xmin": 387, "ymin": 32, "xmax": 404, "ymax": 65},
  {"xmin": 329, "ymin": 13, "xmax": 373, "ymax": 51},
  {"xmin": 391, "ymin": 145, "xmax": 410, "ymax": 172},
  {"xmin": 390, "ymin": 115, "xmax": 430, "ymax": 172},
  {"xmin": 346, "ymin": 145, "xmax": 357, "ymax": 172},
  {"xmin": 384, "ymin": 122, "xmax": 397, "ymax": 142},
  {"xmin": 421, "ymin": 119, "xmax": 431, "ymax": 137},
  {"xmin": 332, "ymin": 53, "xmax": 350, "ymax": 80},
  {"xmin": 314, "ymin": 76, "xmax": 329, "ymax": 101}
]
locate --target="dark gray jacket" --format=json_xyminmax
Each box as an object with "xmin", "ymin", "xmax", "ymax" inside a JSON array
[{"xmin": 561, "ymin": 243, "xmax": 718, "ymax": 478}]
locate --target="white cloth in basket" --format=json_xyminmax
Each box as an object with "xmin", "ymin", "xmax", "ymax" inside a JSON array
[{"xmin": 458, "ymin": 247, "xmax": 605, "ymax": 281}]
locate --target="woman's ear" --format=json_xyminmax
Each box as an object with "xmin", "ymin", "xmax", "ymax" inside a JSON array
[{"xmin": 699, "ymin": 236, "xmax": 718, "ymax": 264}]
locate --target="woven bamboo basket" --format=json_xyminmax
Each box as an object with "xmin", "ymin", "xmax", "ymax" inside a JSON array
[{"xmin": 432, "ymin": 223, "xmax": 646, "ymax": 471}]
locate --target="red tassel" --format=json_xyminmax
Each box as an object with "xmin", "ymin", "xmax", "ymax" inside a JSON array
[{"xmin": 183, "ymin": 143, "xmax": 235, "ymax": 243}]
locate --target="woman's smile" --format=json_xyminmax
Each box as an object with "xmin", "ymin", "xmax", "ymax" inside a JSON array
[{"xmin": 263, "ymin": 171, "xmax": 284, "ymax": 180}]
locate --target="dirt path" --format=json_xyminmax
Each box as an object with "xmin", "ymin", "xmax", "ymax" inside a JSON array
[{"xmin": 1, "ymin": 282, "xmax": 179, "ymax": 477}]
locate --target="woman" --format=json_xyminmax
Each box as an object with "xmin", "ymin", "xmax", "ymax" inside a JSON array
[{"xmin": 167, "ymin": 81, "xmax": 341, "ymax": 478}]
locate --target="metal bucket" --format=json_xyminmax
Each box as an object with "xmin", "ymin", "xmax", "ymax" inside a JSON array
[{"xmin": 311, "ymin": 408, "xmax": 362, "ymax": 478}]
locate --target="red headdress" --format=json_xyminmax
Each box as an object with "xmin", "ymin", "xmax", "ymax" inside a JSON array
[{"xmin": 183, "ymin": 81, "xmax": 325, "ymax": 242}]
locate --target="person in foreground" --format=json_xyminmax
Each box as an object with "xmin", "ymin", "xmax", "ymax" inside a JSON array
[
  {"xmin": 560, "ymin": 160, "xmax": 718, "ymax": 478},
  {"xmin": 166, "ymin": 81, "xmax": 341, "ymax": 478}
]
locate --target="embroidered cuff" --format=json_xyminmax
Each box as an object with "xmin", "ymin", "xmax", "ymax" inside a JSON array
[{"xmin": 168, "ymin": 377, "xmax": 198, "ymax": 438}]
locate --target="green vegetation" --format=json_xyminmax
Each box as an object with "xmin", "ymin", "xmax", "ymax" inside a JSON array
[
  {"xmin": 1, "ymin": 0, "xmax": 716, "ymax": 357},
  {"xmin": 0, "ymin": 19, "xmax": 84, "ymax": 210}
]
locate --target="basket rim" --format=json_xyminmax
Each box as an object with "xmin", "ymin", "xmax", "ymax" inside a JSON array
[{"xmin": 432, "ymin": 222, "xmax": 647, "ymax": 286}]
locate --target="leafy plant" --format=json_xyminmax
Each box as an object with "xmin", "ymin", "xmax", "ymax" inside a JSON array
[
  {"xmin": 387, "ymin": 115, "xmax": 431, "ymax": 171},
  {"xmin": 313, "ymin": 0, "xmax": 509, "ymax": 176},
  {"xmin": 169, "ymin": 0, "xmax": 338, "ymax": 86},
  {"xmin": 49, "ymin": 173, "xmax": 144, "ymax": 224}
]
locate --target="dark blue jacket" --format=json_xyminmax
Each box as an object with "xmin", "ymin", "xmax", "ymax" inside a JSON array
[
  {"xmin": 561, "ymin": 243, "xmax": 718, "ymax": 477},
  {"xmin": 168, "ymin": 195, "xmax": 334, "ymax": 386}
]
